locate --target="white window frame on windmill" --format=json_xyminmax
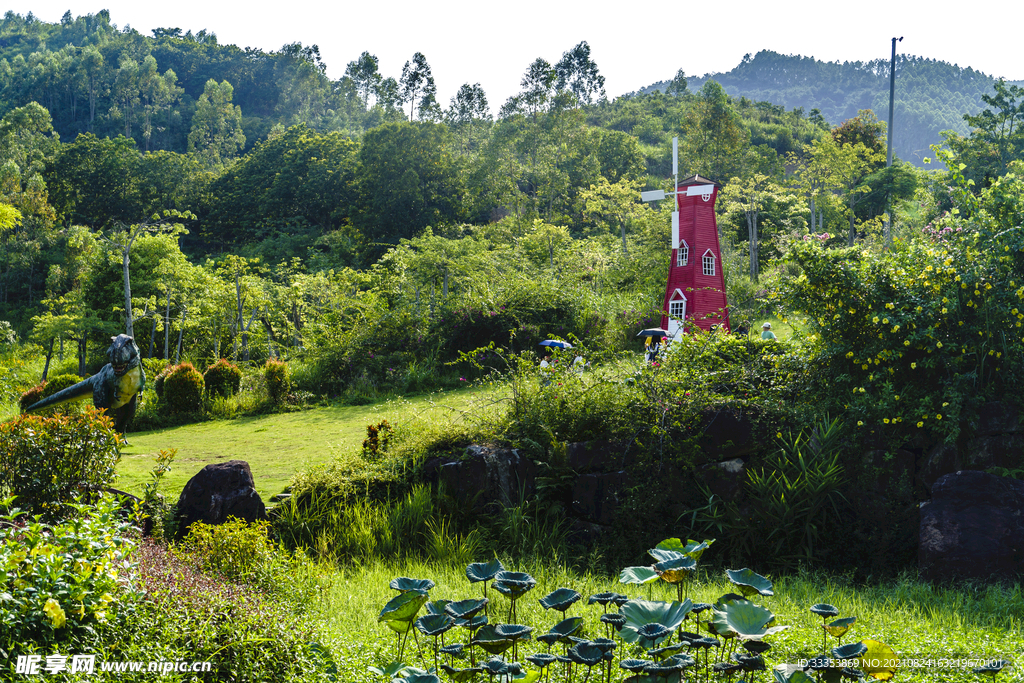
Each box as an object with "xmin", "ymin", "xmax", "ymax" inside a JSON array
[
  {"xmin": 702, "ymin": 249, "xmax": 716, "ymax": 277},
  {"xmin": 676, "ymin": 240, "xmax": 689, "ymax": 267},
  {"xmin": 668, "ymin": 289, "xmax": 687, "ymax": 337}
]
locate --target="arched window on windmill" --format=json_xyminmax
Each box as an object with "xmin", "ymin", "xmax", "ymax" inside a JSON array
[
  {"xmin": 676, "ymin": 240, "xmax": 689, "ymax": 267},
  {"xmin": 702, "ymin": 249, "xmax": 716, "ymax": 277}
]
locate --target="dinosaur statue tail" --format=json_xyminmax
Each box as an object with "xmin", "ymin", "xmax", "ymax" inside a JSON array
[{"xmin": 25, "ymin": 379, "xmax": 95, "ymax": 413}]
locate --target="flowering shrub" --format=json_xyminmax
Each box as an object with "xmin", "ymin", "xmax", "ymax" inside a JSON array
[
  {"xmin": 162, "ymin": 363, "xmax": 204, "ymax": 414},
  {"xmin": 0, "ymin": 497, "xmax": 134, "ymax": 658},
  {"xmin": 265, "ymin": 359, "xmax": 291, "ymax": 404},
  {"xmin": 203, "ymin": 358, "xmax": 243, "ymax": 398}
]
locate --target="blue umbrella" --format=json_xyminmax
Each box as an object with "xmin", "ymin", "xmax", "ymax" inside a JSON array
[{"xmin": 539, "ymin": 340, "xmax": 573, "ymax": 349}]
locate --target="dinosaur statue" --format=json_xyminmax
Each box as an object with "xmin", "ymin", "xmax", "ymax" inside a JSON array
[{"xmin": 26, "ymin": 334, "xmax": 146, "ymax": 436}]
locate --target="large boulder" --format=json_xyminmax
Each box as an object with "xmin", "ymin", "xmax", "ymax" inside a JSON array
[
  {"xmin": 571, "ymin": 471, "xmax": 628, "ymax": 526},
  {"xmin": 173, "ymin": 460, "xmax": 267, "ymax": 540},
  {"xmin": 919, "ymin": 470, "xmax": 1024, "ymax": 583},
  {"xmin": 567, "ymin": 440, "xmax": 633, "ymax": 473},
  {"xmin": 435, "ymin": 445, "xmax": 537, "ymax": 511}
]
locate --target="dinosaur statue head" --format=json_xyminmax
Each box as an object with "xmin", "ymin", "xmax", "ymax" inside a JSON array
[{"xmin": 108, "ymin": 334, "xmax": 141, "ymax": 377}]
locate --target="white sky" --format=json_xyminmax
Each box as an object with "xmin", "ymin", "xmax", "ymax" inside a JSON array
[{"xmin": 10, "ymin": 0, "xmax": 1023, "ymax": 114}]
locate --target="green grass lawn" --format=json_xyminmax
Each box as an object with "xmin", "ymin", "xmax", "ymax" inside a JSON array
[{"xmin": 116, "ymin": 386, "xmax": 493, "ymax": 503}]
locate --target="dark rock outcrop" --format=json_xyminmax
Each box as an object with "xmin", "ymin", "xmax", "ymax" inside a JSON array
[
  {"xmin": 173, "ymin": 460, "xmax": 267, "ymax": 540},
  {"xmin": 571, "ymin": 471, "xmax": 628, "ymax": 526},
  {"xmin": 919, "ymin": 470, "xmax": 1024, "ymax": 583},
  {"xmin": 434, "ymin": 445, "xmax": 537, "ymax": 511}
]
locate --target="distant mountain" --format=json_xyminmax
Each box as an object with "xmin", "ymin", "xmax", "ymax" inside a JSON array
[{"xmin": 641, "ymin": 50, "xmax": 1023, "ymax": 165}]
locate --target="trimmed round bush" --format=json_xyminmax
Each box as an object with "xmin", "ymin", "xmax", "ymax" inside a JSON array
[
  {"xmin": 153, "ymin": 364, "xmax": 177, "ymax": 400},
  {"xmin": 162, "ymin": 363, "xmax": 204, "ymax": 415},
  {"xmin": 265, "ymin": 359, "xmax": 290, "ymax": 404},
  {"xmin": 204, "ymin": 359, "xmax": 243, "ymax": 398}
]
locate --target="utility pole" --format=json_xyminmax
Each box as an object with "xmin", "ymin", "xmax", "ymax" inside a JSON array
[{"xmin": 884, "ymin": 36, "xmax": 903, "ymax": 249}]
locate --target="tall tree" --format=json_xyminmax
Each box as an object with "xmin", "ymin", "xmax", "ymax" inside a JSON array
[
  {"xmin": 345, "ymin": 51, "xmax": 382, "ymax": 108},
  {"xmin": 554, "ymin": 41, "xmax": 606, "ymax": 107},
  {"xmin": 399, "ymin": 52, "xmax": 436, "ymax": 121},
  {"xmin": 187, "ymin": 79, "xmax": 245, "ymax": 168}
]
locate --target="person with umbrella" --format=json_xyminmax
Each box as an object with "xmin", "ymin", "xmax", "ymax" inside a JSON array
[
  {"xmin": 538, "ymin": 340, "xmax": 571, "ymax": 385},
  {"xmin": 637, "ymin": 328, "xmax": 668, "ymax": 363}
]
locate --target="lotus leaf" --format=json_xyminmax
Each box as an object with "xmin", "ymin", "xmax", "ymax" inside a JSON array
[
  {"xmin": 974, "ymin": 660, "xmax": 1012, "ymax": 676},
  {"xmin": 390, "ymin": 577, "xmax": 435, "ymax": 593},
  {"xmin": 439, "ymin": 643, "xmax": 465, "ymax": 659},
  {"xmin": 526, "ymin": 653, "xmax": 556, "ymax": 668},
  {"xmin": 439, "ymin": 664, "xmax": 483, "ymax": 682},
  {"xmin": 569, "ymin": 642, "xmax": 604, "ymax": 666},
  {"xmin": 716, "ymin": 592, "xmax": 747, "ymax": 605},
  {"xmin": 645, "ymin": 658, "xmax": 687, "ymax": 674},
  {"xmin": 539, "ymin": 587, "xmax": 581, "ymax": 612},
  {"xmin": 600, "ymin": 613, "xmax": 626, "ymax": 630},
  {"xmin": 619, "ymin": 566, "xmax": 660, "ymax": 585},
  {"xmin": 459, "ymin": 615, "xmax": 487, "ymax": 629},
  {"xmin": 367, "ymin": 661, "xmax": 411, "ymax": 678},
  {"xmin": 857, "ymin": 639, "xmax": 898, "ymax": 680},
  {"xmin": 679, "ymin": 630, "xmax": 702, "ymax": 642},
  {"xmin": 649, "ymin": 642, "xmax": 685, "ymax": 658},
  {"xmin": 415, "ymin": 613, "xmax": 454, "ymax": 636},
  {"xmin": 811, "ymin": 603, "xmax": 840, "ymax": 619},
  {"xmin": 383, "ymin": 619, "xmax": 414, "ymax": 634},
  {"xmin": 832, "ymin": 642, "xmax": 867, "ymax": 659},
  {"xmin": 726, "ymin": 568, "xmax": 775, "ymax": 597},
  {"xmin": 825, "ymin": 616, "xmax": 856, "ymax": 638},
  {"xmin": 492, "ymin": 571, "xmax": 536, "ymax": 598},
  {"xmin": 732, "ymin": 652, "xmax": 766, "ymax": 671},
  {"xmin": 379, "ymin": 589, "xmax": 429, "ymax": 624},
  {"xmin": 426, "ymin": 600, "xmax": 451, "ymax": 615},
  {"xmin": 465, "ymin": 559, "xmax": 504, "ymax": 583},
  {"xmin": 773, "ymin": 667, "xmax": 817, "ymax": 683},
  {"xmin": 648, "ymin": 547, "xmax": 686, "ymax": 563},
  {"xmin": 481, "ymin": 657, "xmax": 511, "ymax": 675},
  {"xmin": 712, "ymin": 661, "xmax": 743, "ymax": 674},
  {"xmin": 691, "ymin": 602, "xmax": 712, "ymax": 614},
  {"xmin": 711, "ymin": 598, "xmax": 789, "ymax": 641},
  {"xmin": 619, "ymin": 599, "xmax": 692, "ymax": 645},
  {"xmin": 841, "ymin": 667, "xmax": 866, "ymax": 679},
  {"xmin": 472, "ymin": 625, "xmax": 513, "ymax": 655},
  {"xmin": 668, "ymin": 653, "xmax": 696, "ymax": 668},
  {"xmin": 636, "ymin": 623, "xmax": 673, "ymax": 649},
  {"xmin": 494, "ymin": 623, "xmax": 532, "ymax": 641},
  {"xmin": 541, "ymin": 616, "xmax": 584, "ymax": 645},
  {"xmin": 743, "ymin": 640, "xmax": 772, "ymax": 655},
  {"xmin": 592, "ymin": 637, "xmax": 616, "ymax": 653},
  {"xmin": 399, "ymin": 673, "xmax": 441, "ymax": 683},
  {"xmin": 620, "ymin": 659, "xmax": 654, "ymax": 672},
  {"xmin": 693, "ymin": 637, "xmax": 720, "ymax": 649},
  {"xmin": 654, "ymin": 556, "xmax": 697, "ymax": 583},
  {"xmin": 445, "ymin": 598, "xmax": 488, "ymax": 620},
  {"xmin": 588, "ymin": 591, "xmax": 627, "ymax": 606}
]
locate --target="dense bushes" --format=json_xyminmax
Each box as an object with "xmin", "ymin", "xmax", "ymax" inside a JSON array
[
  {"xmin": 265, "ymin": 359, "xmax": 290, "ymax": 404},
  {"xmin": 38, "ymin": 372, "xmax": 84, "ymax": 415},
  {"xmin": 162, "ymin": 362, "xmax": 204, "ymax": 414},
  {"xmin": 0, "ymin": 497, "xmax": 135, "ymax": 666},
  {"xmin": 204, "ymin": 358, "xmax": 242, "ymax": 398},
  {"xmin": 0, "ymin": 410, "xmax": 121, "ymax": 517}
]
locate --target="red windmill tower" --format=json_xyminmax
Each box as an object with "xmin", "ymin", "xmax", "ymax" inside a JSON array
[{"xmin": 661, "ymin": 174, "xmax": 730, "ymax": 336}]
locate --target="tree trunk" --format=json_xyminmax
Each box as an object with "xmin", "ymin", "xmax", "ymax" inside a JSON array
[
  {"xmin": 149, "ymin": 315, "xmax": 157, "ymax": 358},
  {"xmin": 41, "ymin": 337, "xmax": 55, "ymax": 382},
  {"xmin": 175, "ymin": 303, "xmax": 186, "ymax": 364},
  {"xmin": 620, "ymin": 222, "xmax": 629, "ymax": 257},
  {"xmin": 164, "ymin": 287, "xmax": 173, "ymax": 360},
  {"xmin": 747, "ymin": 211, "xmax": 758, "ymax": 282},
  {"xmin": 123, "ymin": 246, "xmax": 134, "ymax": 337},
  {"xmin": 78, "ymin": 337, "xmax": 87, "ymax": 376},
  {"xmin": 443, "ymin": 268, "xmax": 449, "ymax": 298}
]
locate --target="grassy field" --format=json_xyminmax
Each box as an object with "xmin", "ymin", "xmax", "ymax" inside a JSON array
[
  {"xmin": 116, "ymin": 386, "xmax": 494, "ymax": 502},
  {"xmin": 298, "ymin": 559, "xmax": 1023, "ymax": 683}
]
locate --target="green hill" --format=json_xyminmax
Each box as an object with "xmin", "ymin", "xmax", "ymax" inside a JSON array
[{"xmin": 642, "ymin": 49, "xmax": 1024, "ymax": 164}]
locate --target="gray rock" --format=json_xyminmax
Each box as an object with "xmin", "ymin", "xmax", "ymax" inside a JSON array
[
  {"xmin": 919, "ymin": 470, "xmax": 1024, "ymax": 583},
  {"xmin": 918, "ymin": 443, "xmax": 961, "ymax": 495},
  {"xmin": 571, "ymin": 471, "xmax": 628, "ymax": 526},
  {"xmin": 977, "ymin": 402, "xmax": 1022, "ymax": 436},
  {"xmin": 173, "ymin": 460, "xmax": 267, "ymax": 540},
  {"xmin": 567, "ymin": 440, "xmax": 632, "ymax": 472},
  {"xmin": 437, "ymin": 445, "xmax": 536, "ymax": 511}
]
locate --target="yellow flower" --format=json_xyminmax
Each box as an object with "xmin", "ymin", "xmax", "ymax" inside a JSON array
[
  {"xmin": 941, "ymin": 307, "xmax": 947, "ymax": 314},
  {"xmin": 975, "ymin": 290, "xmax": 981, "ymax": 296},
  {"xmin": 883, "ymin": 318, "xmax": 889, "ymax": 324},
  {"xmin": 986, "ymin": 283, "xmax": 992, "ymax": 290},
  {"xmin": 936, "ymin": 342, "xmax": 943, "ymax": 348},
  {"xmin": 872, "ymin": 316, "xmax": 880, "ymax": 323},
  {"xmin": 936, "ymin": 414, "xmax": 942, "ymax": 420},
  {"xmin": 883, "ymin": 418, "xmax": 890, "ymax": 424},
  {"xmin": 942, "ymin": 402, "xmax": 949, "ymax": 407},
  {"xmin": 904, "ymin": 340, "xmax": 911, "ymax": 346},
  {"xmin": 776, "ymin": 432, "xmax": 782, "ymax": 438},
  {"xmin": 846, "ymin": 352, "xmax": 854, "ymax": 358},
  {"xmin": 43, "ymin": 598, "xmax": 66, "ymax": 629},
  {"xmin": 862, "ymin": 364, "xmax": 868, "ymax": 370},
  {"xmin": 857, "ymin": 421, "xmax": 864, "ymax": 426},
  {"xmin": 917, "ymin": 421, "xmax": 924, "ymax": 428},
  {"xmin": 916, "ymin": 306, "xmax": 923, "ymax": 313},
  {"xmin": 859, "ymin": 387, "xmax": 866, "ymax": 393},
  {"xmin": 895, "ymin": 395, "xmax": 900, "ymax": 400},
  {"xmin": 911, "ymin": 362, "xmax": 917, "ymax": 369},
  {"xmin": 892, "ymin": 325, "xmax": 900, "ymax": 332}
]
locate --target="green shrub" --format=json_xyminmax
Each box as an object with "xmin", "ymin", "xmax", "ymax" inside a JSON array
[
  {"xmin": 174, "ymin": 517, "xmax": 286, "ymax": 590},
  {"xmin": 38, "ymin": 372, "xmax": 84, "ymax": 416},
  {"xmin": 362, "ymin": 419, "xmax": 394, "ymax": 459},
  {"xmin": 204, "ymin": 358, "xmax": 243, "ymax": 398},
  {"xmin": 0, "ymin": 410, "xmax": 121, "ymax": 517},
  {"xmin": 162, "ymin": 362, "xmax": 204, "ymax": 415},
  {"xmin": 265, "ymin": 358, "xmax": 291, "ymax": 404},
  {"xmin": 0, "ymin": 496, "xmax": 135, "ymax": 659},
  {"xmin": 18, "ymin": 381, "xmax": 45, "ymax": 412},
  {"xmin": 153, "ymin": 363, "xmax": 176, "ymax": 400}
]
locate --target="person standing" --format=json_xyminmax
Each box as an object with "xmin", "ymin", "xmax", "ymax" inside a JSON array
[{"xmin": 761, "ymin": 322, "xmax": 777, "ymax": 340}]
